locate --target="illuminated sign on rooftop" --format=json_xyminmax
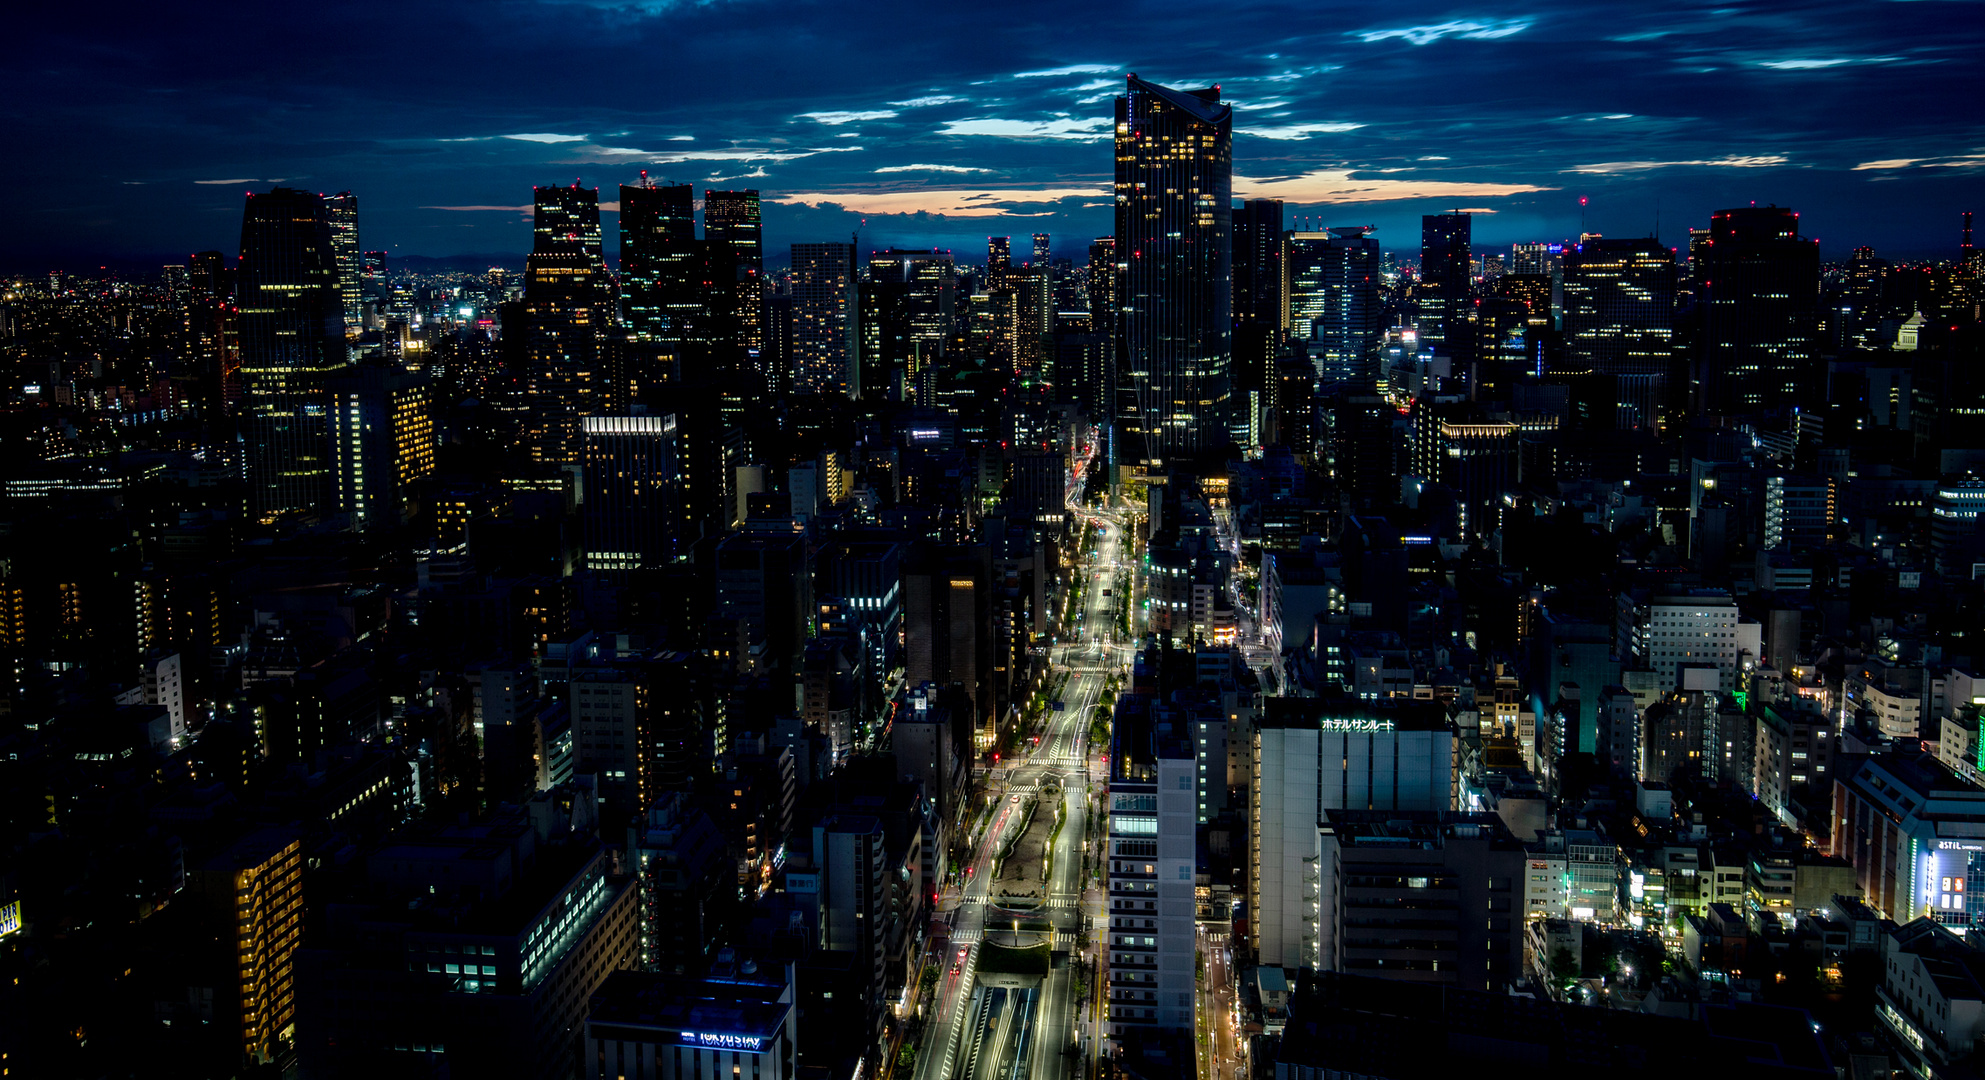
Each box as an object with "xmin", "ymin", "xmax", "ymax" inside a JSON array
[
  {"xmin": 1317, "ymin": 718, "xmax": 1395, "ymax": 733},
  {"xmin": 680, "ymin": 1032, "xmax": 766, "ymax": 1052}
]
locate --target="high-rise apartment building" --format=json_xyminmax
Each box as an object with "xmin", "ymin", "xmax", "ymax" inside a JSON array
[
  {"xmin": 1290, "ymin": 227, "xmax": 1382, "ymax": 385},
  {"xmin": 791, "ymin": 242, "xmax": 859, "ymax": 397},
  {"xmin": 1031, "ymin": 232, "xmax": 1051, "ymax": 266},
  {"xmin": 705, "ymin": 189, "xmax": 766, "ymax": 354},
  {"xmin": 188, "ymin": 827, "xmax": 303, "ymax": 1066},
  {"xmin": 1105, "ymin": 697, "xmax": 1196, "ymax": 1037},
  {"xmin": 322, "ymin": 191, "xmax": 362, "ymax": 331},
  {"xmin": 237, "ymin": 187, "xmax": 349, "ymax": 521},
  {"xmin": 523, "ymin": 183, "xmax": 615, "ymax": 465},
  {"xmin": 1561, "ymin": 237, "xmax": 1676, "ymax": 429},
  {"xmin": 1115, "ymin": 75, "xmax": 1234, "ymax": 467},
  {"xmin": 1004, "ymin": 264, "xmax": 1052, "ymax": 378},
  {"xmin": 1418, "ymin": 214, "xmax": 1472, "ymax": 351},
  {"xmin": 328, "ymin": 361, "xmax": 434, "ymax": 532},
  {"xmin": 1697, "ymin": 205, "xmax": 1819, "ymax": 416},
  {"xmin": 581, "ymin": 414, "xmax": 680, "ymax": 574}
]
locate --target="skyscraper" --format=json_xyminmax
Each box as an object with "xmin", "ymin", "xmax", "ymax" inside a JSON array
[
  {"xmin": 1696, "ymin": 205, "xmax": 1819, "ymax": 416},
  {"xmin": 322, "ymin": 191, "xmax": 362, "ymax": 332},
  {"xmin": 1841, "ymin": 245, "xmax": 1889, "ymax": 349},
  {"xmin": 618, "ymin": 180, "xmax": 700, "ymax": 386},
  {"xmin": 1418, "ymin": 213, "xmax": 1472, "ymax": 352},
  {"xmin": 1290, "ymin": 227, "xmax": 1381, "ymax": 386},
  {"xmin": 986, "ymin": 236, "xmax": 1012, "ymax": 290},
  {"xmin": 866, "ymin": 249, "xmax": 956, "ymax": 401},
  {"xmin": 791, "ymin": 242, "xmax": 859, "ymax": 398},
  {"xmin": 237, "ymin": 187, "xmax": 348, "ymax": 521},
  {"xmin": 1561, "ymin": 237, "xmax": 1676, "ymax": 429},
  {"xmin": 581, "ymin": 414, "xmax": 680, "ymax": 573},
  {"xmin": 523, "ymin": 182, "xmax": 615, "ymax": 465},
  {"xmin": 1087, "ymin": 237, "xmax": 1120, "ymax": 417},
  {"xmin": 1031, "ymin": 233, "xmax": 1051, "ymax": 266},
  {"xmin": 1114, "ymin": 74, "xmax": 1234, "ymax": 467},
  {"xmin": 705, "ymin": 189, "xmax": 766, "ymax": 355},
  {"xmin": 329, "ymin": 361, "xmax": 435, "ymax": 532},
  {"xmin": 1232, "ymin": 199, "xmax": 1287, "ymax": 445}
]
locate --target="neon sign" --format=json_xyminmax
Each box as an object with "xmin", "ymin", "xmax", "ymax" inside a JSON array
[{"xmin": 685, "ymin": 1032, "xmax": 765, "ymax": 1052}]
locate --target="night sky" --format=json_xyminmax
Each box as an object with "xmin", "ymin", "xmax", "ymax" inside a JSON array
[{"xmin": 8, "ymin": 0, "xmax": 1983, "ymax": 269}]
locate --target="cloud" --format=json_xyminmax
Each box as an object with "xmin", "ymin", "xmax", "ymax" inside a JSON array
[
  {"xmin": 874, "ymin": 164, "xmax": 995, "ymax": 174},
  {"xmin": 1015, "ymin": 63, "xmax": 1117, "ymax": 78},
  {"xmin": 1566, "ymin": 154, "xmax": 1789, "ymax": 174},
  {"xmin": 1238, "ymin": 121, "xmax": 1366, "ymax": 140},
  {"xmin": 937, "ymin": 116, "xmax": 1111, "ymax": 140},
  {"xmin": 502, "ymin": 133, "xmax": 589, "ymax": 143},
  {"xmin": 194, "ymin": 178, "xmax": 269, "ymax": 185},
  {"xmin": 772, "ymin": 185, "xmax": 1106, "ymax": 217},
  {"xmin": 424, "ymin": 204, "xmax": 534, "ymax": 211},
  {"xmin": 557, "ymin": 144, "xmax": 863, "ymax": 164},
  {"xmin": 668, "ymin": 135, "xmax": 695, "ymax": 141},
  {"xmin": 1758, "ymin": 57, "xmax": 1900, "ymax": 70},
  {"xmin": 889, "ymin": 95, "xmax": 965, "ymax": 108},
  {"xmin": 798, "ymin": 110, "xmax": 899, "ymax": 125},
  {"xmin": 1233, "ymin": 169, "xmax": 1554, "ymax": 204},
  {"xmin": 1854, "ymin": 152, "xmax": 1985, "ymax": 171},
  {"xmin": 1355, "ymin": 20, "xmax": 1531, "ymax": 46}
]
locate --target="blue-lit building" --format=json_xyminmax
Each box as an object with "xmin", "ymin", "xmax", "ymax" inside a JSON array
[
  {"xmin": 1833, "ymin": 749, "xmax": 1985, "ymax": 927},
  {"xmin": 583, "ymin": 954, "xmax": 797, "ymax": 1080}
]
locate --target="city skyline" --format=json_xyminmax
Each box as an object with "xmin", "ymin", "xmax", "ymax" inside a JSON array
[{"xmin": 7, "ymin": 0, "xmax": 1985, "ymax": 268}]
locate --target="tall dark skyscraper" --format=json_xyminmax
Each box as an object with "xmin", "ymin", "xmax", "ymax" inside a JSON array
[
  {"xmin": 582, "ymin": 414, "xmax": 680, "ymax": 573},
  {"xmin": 1562, "ymin": 237, "xmax": 1676, "ymax": 429},
  {"xmin": 866, "ymin": 249, "xmax": 956, "ymax": 401},
  {"xmin": 523, "ymin": 182, "xmax": 616, "ymax": 466},
  {"xmin": 1696, "ymin": 205, "xmax": 1819, "ymax": 416},
  {"xmin": 1419, "ymin": 213, "xmax": 1472, "ymax": 352},
  {"xmin": 237, "ymin": 187, "xmax": 348, "ymax": 521},
  {"xmin": 1232, "ymin": 200, "xmax": 1287, "ymax": 335},
  {"xmin": 1031, "ymin": 233, "xmax": 1051, "ymax": 267},
  {"xmin": 704, "ymin": 189, "xmax": 765, "ymax": 357},
  {"xmin": 618, "ymin": 180, "xmax": 700, "ymax": 387},
  {"xmin": 1841, "ymin": 245, "xmax": 1890, "ymax": 349},
  {"xmin": 322, "ymin": 191, "xmax": 362, "ymax": 332},
  {"xmin": 1290, "ymin": 227, "xmax": 1382, "ymax": 386},
  {"xmin": 1232, "ymin": 199, "xmax": 1287, "ymax": 445},
  {"xmin": 1114, "ymin": 74, "xmax": 1234, "ymax": 468},
  {"xmin": 1087, "ymin": 237, "xmax": 1120, "ymax": 418}
]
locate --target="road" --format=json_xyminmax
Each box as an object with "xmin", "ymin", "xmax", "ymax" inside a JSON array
[{"xmin": 909, "ymin": 432, "xmax": 1127, "ymax": 1080}]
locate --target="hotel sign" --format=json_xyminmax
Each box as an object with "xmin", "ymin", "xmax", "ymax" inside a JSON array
[
  {"xmin": 1317, "ymin": 718, "xmax": 1395, "ymax": 733},
  {"xmin": 681, "ymin": 1032, "xmax": 766, "ymax": 1053}
]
